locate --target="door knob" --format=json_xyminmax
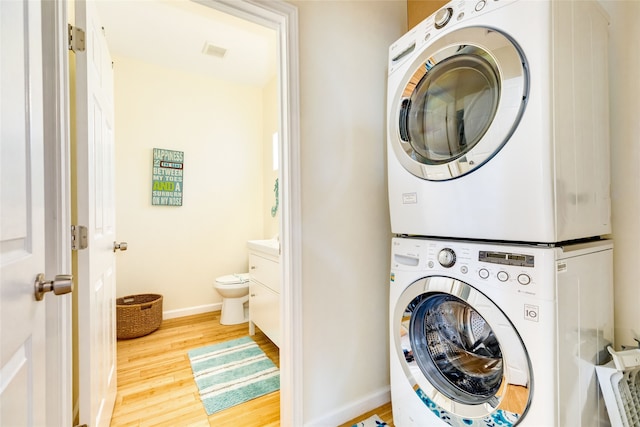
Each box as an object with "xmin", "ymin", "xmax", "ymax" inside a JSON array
[
  {"xmin": 34, "ymin": 273, "xmax": 73, "ymax": 301},
  {"xmin": 113, "ymin": 241, "xmax": 128, "ymax": 252}
]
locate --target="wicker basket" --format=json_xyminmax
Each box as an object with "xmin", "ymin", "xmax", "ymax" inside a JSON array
[{"xmin": 116, "ymin": 294, "xmax": 163, "ymax": 339}]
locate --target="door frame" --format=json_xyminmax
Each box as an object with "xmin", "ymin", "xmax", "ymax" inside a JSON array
[
  {"xmin": 42, "ymin": 0, "xmax": 301, "ymax": 425},
  {"xmin": 42, "ymin": 0, "xmax": 73, "ymax": 425},
  {"xmin": 197, "ymin": 2, "xmax": 304, "ymax": 425},
  {"xmin": 214, "ymin": 2, "xmax": 303, "ymax": 425}
]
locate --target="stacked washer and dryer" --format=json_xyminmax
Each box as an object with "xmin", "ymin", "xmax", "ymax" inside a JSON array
[{"xmin": 386, "ymin": 1, "xmax": 615, "ymax": 426}]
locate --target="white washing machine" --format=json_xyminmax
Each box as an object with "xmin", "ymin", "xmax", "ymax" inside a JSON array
[
  {"xmin": 389, "ymin": 236, "xmax": 614, "ymax": 427},
  {"xmin": 387, "ymin": 0, "xmax": 611, "ymax": 243}
]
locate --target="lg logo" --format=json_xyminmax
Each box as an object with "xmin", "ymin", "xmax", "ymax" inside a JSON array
[{"xmin": 524, "ymin": 304, "xmax": 539, "ymax": 322}]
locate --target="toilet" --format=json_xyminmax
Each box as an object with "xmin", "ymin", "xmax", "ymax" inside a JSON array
[{"xmin": 213, "ymin": 273, "xmax": 250, "ymax": 325}]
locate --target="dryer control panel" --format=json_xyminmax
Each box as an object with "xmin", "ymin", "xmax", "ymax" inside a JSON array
[
  {"xmin": 429, "ymin": 0, "xmax": 520, "ymax": 32},
  {"xmin": 389, "ymin": 0, "xmax": 520, "ymax": 74}
]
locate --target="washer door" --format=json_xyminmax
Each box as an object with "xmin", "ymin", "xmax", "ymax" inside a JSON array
[
  {"xmin": 389, "ymin": 27, "xmax": 528, "ymax": 180},
  {"xmin": 393, "ymin": 276, "xmax": 532, "ymax": 426}
]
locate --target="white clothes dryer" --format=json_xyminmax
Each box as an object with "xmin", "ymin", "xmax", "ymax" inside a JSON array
[
  {"xmin": 389, "ymin": 236, "xmax": 614, "ymax": 427},
  {"xmin": 387, "ymin": 0, "xmax": 611, "ymax": 243}
]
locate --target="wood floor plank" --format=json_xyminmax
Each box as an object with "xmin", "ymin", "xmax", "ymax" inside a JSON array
[
  {"xmin": 110, "ymin": 312, "xmax": 279, "ymax": 427},
  {"xmin": 110, "ymin": 311, "xmax": 393, "ymax": 427},
  {"xmin": 338, "ymin": 401, "xmax": 394, "ymax": 427}
]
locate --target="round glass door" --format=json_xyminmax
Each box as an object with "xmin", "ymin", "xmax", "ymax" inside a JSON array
[
  {"xmin": 390, "ymin": 27, "xmax": 528, "ymax": 180},
  {"xmin": 411, "ymin": 293, "xmax": 503, "ymax": 405},
  {"xmin": 393, "ymin": 276, "xmax": 532, "ymax": 425}
]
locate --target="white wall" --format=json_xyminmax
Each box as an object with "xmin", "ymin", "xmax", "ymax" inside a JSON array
[
  {"xmin": 290, "ymin": 1, "xmax": 406, "ymax": 425},
  {"xmin": 600, "ymin": 0, "xmax": 640, "ymax": 348},
  {"xmin": 113, "ymin": 55, "xmax": 275, "ymax": 314}
]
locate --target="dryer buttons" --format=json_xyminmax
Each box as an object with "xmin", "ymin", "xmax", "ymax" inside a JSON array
[
  {"xmin": 475, "ymin": 1, "xmax": 487, "ymax": 12},
  {"xmin": 478, "ymin": 268, "xmax": 490, "ymax": 279},
  {"xmin": 497, "ymin": 271, "xmax": 509, "ymax": 282},
  {"xmin": 517, "ymin": 274, "xmax": 531, "ymax": 285},
  {"xmin": 437, "ymin": 248, "xmax": 456, "ymax": 268}
]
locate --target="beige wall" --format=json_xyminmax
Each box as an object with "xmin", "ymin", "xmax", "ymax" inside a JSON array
[
  {"xmin": 291, "ymin": 1, "xmax": 406, "ymax": 424},
  {"xmin": 113, "ymin": 55, "xmax": 277, "ymax": 314},
  {"xmin": 600, "ymin": 0, "xmax": 640, "ymax": 348}
]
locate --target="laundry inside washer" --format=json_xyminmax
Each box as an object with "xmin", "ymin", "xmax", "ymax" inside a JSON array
[{"xmin": 409, "ymin": 293, "xmax": 504, "ymax": 403}]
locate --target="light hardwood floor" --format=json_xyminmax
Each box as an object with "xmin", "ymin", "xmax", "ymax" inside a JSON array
[{"xmin": 110, "ymin": 311, "xmax": 393, "ymax": 426}]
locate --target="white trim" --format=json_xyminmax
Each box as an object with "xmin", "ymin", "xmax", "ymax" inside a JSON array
[
  {"xmin": 223, "ymin": 2, "xmax": 300, "ymax": 426},
  {"xmin": 185, "ymin": 4, "xmax": 301, "ymax": 425},
  {"xmin": 162, "ymin": 303, "xmax": 222, "ymax": 320},
  {"xmin": 304, "ymin": 387, "xmax": 391, "ymax": 427},
  {"xmin": 42, "ymin": 1, "xmax": 73, "ymax": 425}
]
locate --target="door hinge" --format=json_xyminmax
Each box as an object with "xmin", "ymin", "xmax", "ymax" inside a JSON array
[
  {"xmin": 71, "ymin": 225, "xmax": 88, "ymax": 250},
  {"xmin": 68, "ymin": 24, "xmax": 86, "ymax": 52}
]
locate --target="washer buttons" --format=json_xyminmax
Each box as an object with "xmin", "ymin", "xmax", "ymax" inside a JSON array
[
  {"xmin": 479, "ymin": 268, "xmax": 489, "ymax": 279},
  {"xmin": 428, "ymin": 261, "xmax": 434, "ymax": 268},
  {"xmin": 497, "ymin": 271, "xmax": 509, "ymax": 282},
  {"xmin": 460, "ymin": 266, "xmax": 468, "ymax": 274},
  {"xmin": 518, "ymin": 274, "xmax": 531, "ymax": 285},
  {"xmin": 475, "ymin": 0, "xmax": 486, "ymax": 11}
]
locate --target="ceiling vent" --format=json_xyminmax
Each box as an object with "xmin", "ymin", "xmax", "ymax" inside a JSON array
[{"xmin": 202, "ymin": 41, "xmax": 227, "ymax": 58}]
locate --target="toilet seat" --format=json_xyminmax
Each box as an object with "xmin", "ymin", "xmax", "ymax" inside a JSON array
[{"xmin": 216, "ymin": 273, "xmax": 250, "ymax": 285}]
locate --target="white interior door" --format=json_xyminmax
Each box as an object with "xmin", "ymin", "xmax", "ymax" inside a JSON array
[
  {"xmin": 0, "ymin": 1, "xmax": 48, "ymax": 425},
  {"xmin": 74, "ymin": 0, "xmax": 118, "ymax": 425}
]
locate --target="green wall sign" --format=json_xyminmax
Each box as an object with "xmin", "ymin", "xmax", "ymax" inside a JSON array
[{"xmin": 152, "ymin": 148, "xmax": 184, "ymax": 206}]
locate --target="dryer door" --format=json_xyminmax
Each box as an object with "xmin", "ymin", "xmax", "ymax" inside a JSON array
[
  {"xmin": 393, "ymin": 276, "xmax": 532, "ymax": 426},
  {"xmin": 389, "ymin": 27, "xmax": 528, "ymax": 181}
]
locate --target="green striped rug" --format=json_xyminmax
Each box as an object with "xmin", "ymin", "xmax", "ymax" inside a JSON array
[
  {"xmin": 187, "ymin": 336, "xmax": 280, "ymax": 415},
  {"xmin": 352, "ymin": 414, "xmax": 388, "ymax": 427}
]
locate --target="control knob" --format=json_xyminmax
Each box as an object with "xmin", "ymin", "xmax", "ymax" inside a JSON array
[
  {"xmin": 438, "ymin": 248, "xmax": 456, "ymax": 268},
  {"xmin": 434, "ymin": 7, "xmax": 453, "ymax": 29}
]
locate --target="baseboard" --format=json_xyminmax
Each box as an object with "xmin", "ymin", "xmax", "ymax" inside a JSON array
[
  {"xmin": 304, "ymin": 386, "xmax": 391, "ymax": 427},
  {"xmin": 163, "ymin": 303, "xmax": 222, "ymax": 320}
]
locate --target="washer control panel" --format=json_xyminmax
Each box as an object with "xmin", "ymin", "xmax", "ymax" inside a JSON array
[
  {"xmin": 391, "ymin": 237, "xmax": 562, "ymax": 301},
  {"xmin": 394, "ymin": 238, "xmax": 541, "ymax": 293},
  {"xmin": 476, "ymin": 250, "xmax": 535, "ymax": 287},
  {"xmin": 475, "ymin": 249, "xmax": 535, "ymax": 288},
  {"xmin": 478, "ymin": 250, "xmax": 535, "ymax": 267}
]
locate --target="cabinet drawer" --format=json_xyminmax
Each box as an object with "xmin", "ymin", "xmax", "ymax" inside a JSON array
[
  {"xmin": 250, "ymin": 282, "xmax": 280, "ymax": 347},
  {"xmin": 249, "ymin": 253, "xmax": 279, "ymax": 293}
]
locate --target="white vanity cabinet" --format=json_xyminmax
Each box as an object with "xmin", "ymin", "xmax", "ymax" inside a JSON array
[{"xmin": 248, "ymin": 240, "xmax": 280, "ymax": 348}]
